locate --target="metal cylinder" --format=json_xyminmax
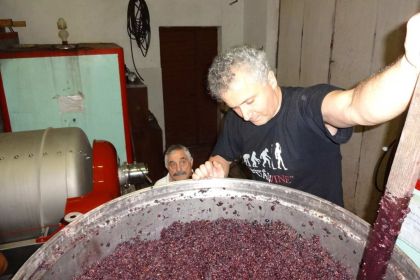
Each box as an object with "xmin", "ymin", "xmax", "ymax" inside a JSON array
[
  {"xmin": 13, "ymin": 179, "xmax": 420, "ymax": 279},
  {"xmin": 0, "ymin": 127, "xmax": 92, "ymax": 244},
  {"xmin": 118, "ymin": 161, "xmax": 151, "ymax": 187}
]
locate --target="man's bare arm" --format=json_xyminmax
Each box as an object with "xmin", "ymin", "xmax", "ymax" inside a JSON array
[{"xmin": 322, "ymin": 13, "xmax": 420, "ymax": 132}]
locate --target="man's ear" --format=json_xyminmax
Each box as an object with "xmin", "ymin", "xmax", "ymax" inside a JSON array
[{"xmin": 267, "ymin": 70, "xmax": 278, "ymax": 88}]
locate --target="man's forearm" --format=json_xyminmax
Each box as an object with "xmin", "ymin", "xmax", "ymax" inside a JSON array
[
  {"xmin": 350, "ymin": 55, "xmax": 419, "ymax": 126},
  {"xmin": 323, "ymin": 14, "xmax": 420, "ymax": 129},
  {"xmin": 350, "ymin": 13, "xmax": 420, "ymax": 126}
]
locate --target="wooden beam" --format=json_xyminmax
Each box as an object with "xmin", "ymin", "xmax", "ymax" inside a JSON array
[{"xmin": 0, "ymin": 19, "xmax": 26, "ymax": 28}]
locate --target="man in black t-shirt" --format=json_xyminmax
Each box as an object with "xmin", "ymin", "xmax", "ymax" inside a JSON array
[
  {"xmin": 209, "ymin": 84, "xmax": 351, "ymax": 206},
  {"xmin": 192, "ymin": 13, "xmax": 420, "ymax": 206}
]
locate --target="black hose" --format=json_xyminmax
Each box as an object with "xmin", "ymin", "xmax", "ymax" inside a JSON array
[{"xmin": 127, "ymin": 0, "xmax": 151, "ymax": 81}]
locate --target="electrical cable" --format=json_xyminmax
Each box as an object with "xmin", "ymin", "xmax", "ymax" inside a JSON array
[
  {"xmin": 127, "ymin": 0, "xmax": 151, "ymax": 81},
  {"xmin": 374, "ymin": 138, "xmax": 398, "ymax": 193}
]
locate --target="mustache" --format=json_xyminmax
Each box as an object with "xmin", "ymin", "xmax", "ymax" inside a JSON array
[{"xmin": 173, "ymin": 171, "xmax": 187, "ymax": 177}]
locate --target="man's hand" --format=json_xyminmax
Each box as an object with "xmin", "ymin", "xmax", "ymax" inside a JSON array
[
  {"xmin": 192, "ymin": 155, "xmax": 231, "ymax": 179},
  {"xmin": 404, "ymin": 13, "xmax": 420, "ymax": 69},
  {"xmin": 192, "ymin": 160, "xmax": 226, "ymax": 179}
]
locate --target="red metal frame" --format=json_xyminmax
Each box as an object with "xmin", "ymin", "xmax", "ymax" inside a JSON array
[
  {"xmin": 0, "ymin": 72, "xmax": 11, "ymax": 132},
  {"xmin": 0, "ymin": 32, "xmax": 19, "ymax": 41}
]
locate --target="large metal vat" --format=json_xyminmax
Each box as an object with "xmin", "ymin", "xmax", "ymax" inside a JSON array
[
  {"xmin": 0, "ymin": 127, "xmax": 92, "ymax": 244},
  {"xmin": 13, "ymin": 179, "xmax": 420, "ymax": 279}
]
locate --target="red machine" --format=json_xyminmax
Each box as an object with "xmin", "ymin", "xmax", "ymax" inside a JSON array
[
  {"xmin": 0, "ymin": 127, "xmax": 149, "ymax": 246},
  {"xmin": 36, "ymin": 140, "xmax": 123, "ymax": 243}
]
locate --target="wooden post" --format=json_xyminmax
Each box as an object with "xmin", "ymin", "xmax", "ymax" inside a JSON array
[{"xmin": 357, "ymin": 75, "xmax": 420, "ymax": 279}]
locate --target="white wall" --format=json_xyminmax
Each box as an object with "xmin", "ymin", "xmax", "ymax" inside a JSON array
[{"xmin": 243, "ymin": 0, "xmax": 280, "ymax": 71}]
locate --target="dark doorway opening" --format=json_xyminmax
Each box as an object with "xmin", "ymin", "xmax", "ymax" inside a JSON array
[{"xmin": 159, "ymin": 27, "xmax": 219, "ymax": 168}]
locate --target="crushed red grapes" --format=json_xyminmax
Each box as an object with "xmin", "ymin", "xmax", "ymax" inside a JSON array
[{"xmin": 74, "ymin": 218, "xmax": 351, "ymax": 280}]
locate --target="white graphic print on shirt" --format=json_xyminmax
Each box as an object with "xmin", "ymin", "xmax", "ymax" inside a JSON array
[{"xmin": 242, "ymin": 142, "xmax": 293, "ymax": 184}]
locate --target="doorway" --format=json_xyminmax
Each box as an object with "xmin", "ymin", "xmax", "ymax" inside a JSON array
[{"xmin": 159, "ymin": 27, "xmax": 219, "ymax": 168}]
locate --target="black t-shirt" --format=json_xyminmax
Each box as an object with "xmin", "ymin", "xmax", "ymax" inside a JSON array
[{"xmin": 212, "ymin": 84, "xmax": 352, "ymax": 206}]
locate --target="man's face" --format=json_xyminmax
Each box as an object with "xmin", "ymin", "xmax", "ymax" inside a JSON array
[
  {"xmin": 222, "ymin": 69, "xmax": 281, "ymax": 126},
  {"xmin": 167, "ymin": 150, "xmax": 193, "ymax": 181}
]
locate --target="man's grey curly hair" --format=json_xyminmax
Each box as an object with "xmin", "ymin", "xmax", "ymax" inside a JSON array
[{"xmin": 207, "ymin": 45, "xmax": 271, "ymax": 101}]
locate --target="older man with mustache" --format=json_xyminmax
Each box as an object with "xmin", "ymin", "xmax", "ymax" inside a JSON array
[{"xmin": 154, "ymin": 144, "xmax": 194, "ymax": 186}]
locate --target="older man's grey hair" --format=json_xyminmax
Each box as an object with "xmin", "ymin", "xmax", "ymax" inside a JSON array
[
  {"xmin": 207, "ymin": 45, "xmax": 271, "ymax": 101},
  {"xmin": 164, "ymin": 144, "xmax": 193, "ymax": 168}
]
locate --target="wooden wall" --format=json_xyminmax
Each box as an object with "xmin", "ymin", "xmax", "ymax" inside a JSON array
[{"xmin": 276, "ymin": 0, "xmax": 419, "ymax": 222}]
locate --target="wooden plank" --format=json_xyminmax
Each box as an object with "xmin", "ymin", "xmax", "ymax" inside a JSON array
[
  {"xmin": 371, "ymin": 0, "xmax": 418, "ymax": 72},
  {"xmin": 330, "ymin": 0, "xmax": 378, "ymax": 216},
  {"xmin": 330, "ymin": 0, "xmax": 377, "ymax": 88},
  {"xmin": 276, "ymin": 0, "xmax": 304, "ymax": 86},
  {"xmin": 12, "ymin": 21, "xmax": 26, "ymax": 27},
  {"xmin": 0, "ymin": 19, "xmax": 13, "ymax": 28},
  {"xmin": 300, "ymin": 0, "xmax": 335, "ymax": 86},
  {"xmin": 0, "ymin": 19, "xmax": 26, "ymax": 28}
]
